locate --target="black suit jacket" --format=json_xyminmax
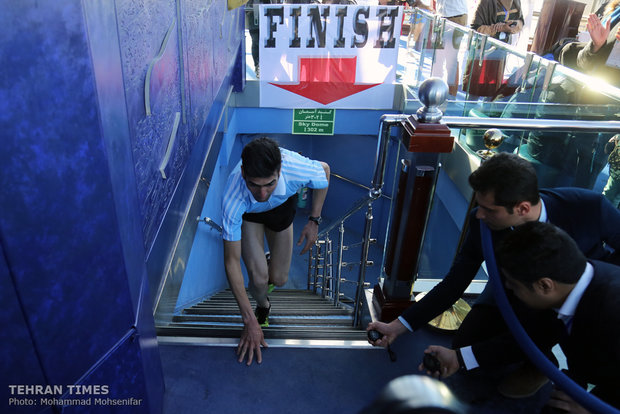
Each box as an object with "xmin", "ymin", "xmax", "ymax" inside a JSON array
[
  {"xmin": 401, "ymin": 187, "xmax": 620, "ymax": 330},
  {"xmin": 561, "ymin": 260, "xmax": 620, "ymax": 408}
]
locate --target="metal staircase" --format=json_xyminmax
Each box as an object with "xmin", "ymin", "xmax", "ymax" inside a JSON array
[
  {"xmin": 158, "ymin": 198, "xmax": 380, "ymax": 342},
  {"xmin": 158, "ymin": 288, "xmax": 368, "ymax": 340},
  {"xmin": 157, "ymin": 114, "xmax": 408, "ymax": 343}
]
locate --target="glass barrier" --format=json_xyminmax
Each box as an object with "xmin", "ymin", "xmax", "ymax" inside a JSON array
[{"xmin": 403, "ymin": 8, "xmax": 620, "ymax": 194}]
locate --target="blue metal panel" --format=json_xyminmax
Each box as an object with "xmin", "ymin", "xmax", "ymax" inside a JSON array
[
  {"xmin": 176, "ymin": 104, "xmax": 245, "ymax": 307},
  {"xmin": 151, "ymin": 76, "xmax": 235, "ymax": 308},
  {"xmin": 233, "ymin": 34, "xmax": 247, "ymax": 93},
  {"xmin": 0, "ymin": 244, "xmax": 49, "ymax": 414},
  {"xmin": 210, "ymin": 1, "xmax": 235, "ymax": 97},
  {"xmin": 133, "ymin": 276, "xmax": 165, "ymax": 414},
  {"xmin": 0, "ymin": 0, "xmax": 135, "ymax": 386},
  {"xmin": 147, "ymin": 2, "xmax": 244, "ymax": 305},
  {"xmin": 115, "ymin": 0, "xmax": 190, "ymax": 253},
  {"xmin": 180, "ymin": 0, "xmax": 216, "ymax": 141},
  {"xmin": 83, "ymin": 1, "xmax": 166, "ymax": 411},
  {"xmin": 82, "ymin": 0, "xmax": 146, "ymax": 308},
  {"xmin": 61, "ymin": 331, "xmax": 151, "ymax": 414}
]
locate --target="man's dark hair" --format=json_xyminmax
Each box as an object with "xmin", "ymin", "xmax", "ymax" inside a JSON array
[
  {"xmin": 241, "ymin": 137, "xmax": 282, "ymax": 178},
  {"xmin": 496, "ymin": 221, "xmax": 586, "ymax": 287},
  {"xmin": 468, "ymin": 152, "xmax": 540, "ymax": 212}
]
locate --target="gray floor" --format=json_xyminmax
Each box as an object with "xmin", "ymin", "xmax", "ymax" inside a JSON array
[{"xmin": 158, "ymin": 326, "xmax": 551, "ymax": 414}]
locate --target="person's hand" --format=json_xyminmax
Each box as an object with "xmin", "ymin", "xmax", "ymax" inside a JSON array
[
  {"xmin": 367, "ymin": 319, "xmax": 407, "ymax": 347},
  {"xmin": 297, "ymin": 221, "xmax": 318, "ymax": 255},
  {"xmin": 497, "ymin": 21, "xmax": 512, "ymax": 33},
  {"xmin": 505, "ymin": 20, "xmax": 521, "ymax": 34},
  {"xmin": 492, "ymin": 22, "xmax": 505, "ymax": 34},
  {"xmin": 237, "ymin": 319, "xmax": 268, "ymax": 366},
  {"xmin": 616, "ymin": 26, "xmax": 620, "ymax": 42},
  {"xmin": 587, "ymin": 13, "xmax": 610, "ymax": 53},
  {"xmin": 476, "ymin": 24, "xmax": 496, "ymax": 36},
  {"xmin": 545, "ymin": 388, "xmax": 591, "ymax": 414},
  {"xmin": 418, "ymin": 345, "xmax": 460, "ymax": 378}
]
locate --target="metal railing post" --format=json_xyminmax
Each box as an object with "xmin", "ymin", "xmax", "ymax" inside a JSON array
[
  {"xmin": 334, "ymin": 222, "xmax": 345, "ymax": 307},
  {"xmin": 312, "ymin": 241, "xmax": 322, "ymax": 294},
  {"xmin": 307, "ymin": 244, "xmax": 314, "ymax": 290},
  {"xmin": 321, "ymin": 236, "xmax": 331, "ymax": 299},
  {"xmin": 353, "ymin": 203, "xmax": 373, "ymax": 327}
]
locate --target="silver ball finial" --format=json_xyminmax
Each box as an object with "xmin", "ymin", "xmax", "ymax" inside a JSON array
[
  {"xmin": 483, "ymin": 128, "xmax": 503, "ymax": 150},
  {"xmin": 476, "ymin": 128, "xmax": 505, "ymax": 159},
  {"xmin": 416, "ymin": 78, "xmax": 449, "ymax": 123}
]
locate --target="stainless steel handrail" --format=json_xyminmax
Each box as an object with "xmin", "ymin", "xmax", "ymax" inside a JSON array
[
  {"xmin": 311, "ymin": 114, "xmax": 410, "ymax": 326},
  {"xmin": 441, "ymin": 117, "xmax": 620, "ymax": 132},
  {"xmin": 315, "ymin": 97, "xmax": 620, "ymax": 325},
  {"xmin": 317, "ymin": 194, "xmax": 373, "ymax": 239},
  {"xmin": 317, "ymin": 114, "xmax": 406, "ymax": 240},
  {"xmin": 331, "ymin": 172, "xmax": 392, "ymax": 201},
  {"xmin": 198, "ymin": 216, "xmax": 223, "ymax": 233}
]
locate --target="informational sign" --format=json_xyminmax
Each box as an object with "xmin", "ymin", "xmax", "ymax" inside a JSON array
[
  {"xmin": 292, "ymin": 109, "xmax": 335, "ymax": 135},
  {"xmin": 259, "ymin": 4, "xmax": 402, "ymax": 109}
]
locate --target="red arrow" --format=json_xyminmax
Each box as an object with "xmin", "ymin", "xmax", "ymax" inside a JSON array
[{"xmin": 269, "ymin": 57, "xmax": 381, "ymax": 105}]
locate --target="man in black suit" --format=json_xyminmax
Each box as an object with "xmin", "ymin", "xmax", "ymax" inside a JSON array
[
  {"xmin": 496, "ymin": 222, "xmax": 620, "ymax": 411},
  {"xmin": 421, "ymin": 222, "xmax": 620, "ymax": 411},
  {"xmin": 367, "ymin": 152, "xmax": 620, "ymax": 397}
]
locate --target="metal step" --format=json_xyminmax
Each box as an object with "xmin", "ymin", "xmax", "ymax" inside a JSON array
[{"xmin": 158, "ymin": 288, "xmax": 368, "ymax": 341}]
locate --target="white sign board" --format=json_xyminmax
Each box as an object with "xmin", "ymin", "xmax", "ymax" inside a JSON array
[{"xmin": 258, "ymin": 4, "xmax": 402, "ymax": 109}]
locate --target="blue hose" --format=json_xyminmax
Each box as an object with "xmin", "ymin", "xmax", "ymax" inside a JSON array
[{"xmin": 479, "ymin": 221, "xmax": 619, "ymax": 414}]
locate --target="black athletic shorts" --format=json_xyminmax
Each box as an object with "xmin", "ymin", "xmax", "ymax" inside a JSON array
[{"xmin": 242, "ymin": 195, "xmax": 297, "ymax": 232}]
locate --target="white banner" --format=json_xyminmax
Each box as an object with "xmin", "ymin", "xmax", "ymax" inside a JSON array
[{"xmin": 258, "ymin": 4, "xmax": 402, "ymax": 109}]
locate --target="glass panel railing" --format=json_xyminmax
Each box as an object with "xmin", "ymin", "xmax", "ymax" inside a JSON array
[{"xmin": 403, "ymin": 8, "xmax": 620, "ymax": 193}]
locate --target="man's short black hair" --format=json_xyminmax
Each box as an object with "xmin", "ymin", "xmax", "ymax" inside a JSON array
[
  {"xmin": 496, "ymin": 221, "xmax": 586, "ymax": 287},
  {"xmin": 468, "ymin": 153, "xmax": 540, "ymax": 212},
  {"xmin": 241, "ymin": 137, "xmax": 282, "ymax": 178}
]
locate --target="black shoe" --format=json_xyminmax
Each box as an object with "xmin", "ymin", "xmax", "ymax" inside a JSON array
[{"xmin": 255, "ymin": 300, "xmax": 270, "ymax": 327}]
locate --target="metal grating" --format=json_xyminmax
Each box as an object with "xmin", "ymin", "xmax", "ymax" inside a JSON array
[{"xmin": 157, "ymin": 289, "xmax": 369, "ymax": 341}]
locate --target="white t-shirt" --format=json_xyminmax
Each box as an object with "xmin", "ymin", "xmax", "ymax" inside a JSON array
[{"xmin": 435, "ymin": 0, "xmax": 468, "ymax": 18}]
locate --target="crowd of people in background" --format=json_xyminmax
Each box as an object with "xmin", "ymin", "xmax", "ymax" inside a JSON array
[{"xmin": 402, "ymin": 0, "xmax": 620, "ymax": 208}]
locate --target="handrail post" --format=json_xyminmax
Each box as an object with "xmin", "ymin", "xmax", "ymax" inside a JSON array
[
  {"xmin": 373, "ymin": 114, "xmax": 405, "ymax": 199},
  {"xmin": 334, "ymin": 222, "xmax": 345, "ymax": 307},
  {"xmin": 307, "ymin": 244, "xmax": 314, "ymax": 291},
  {"xmin": 321, "ymin": 236, "xmax": 331, "ymax": 299},
  {"xmin": 312, "ymin": 241, "xmax": 322, "ymax": 294},
  {"xmin": 353, "ymin": 203, "xmax": 373, "ymax": 327},
  {"xmin": 373, "ymin": 78, "xmax": 454, "ymax": 322}
]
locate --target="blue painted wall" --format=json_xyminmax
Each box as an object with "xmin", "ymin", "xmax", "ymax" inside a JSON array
[
  {"xmin": 144, "ymin": 1, "xmax": 244, "ymax": 306},
  {"xmin": 0, "ymin": 0, "xmax": 244, "ymax": 412}
]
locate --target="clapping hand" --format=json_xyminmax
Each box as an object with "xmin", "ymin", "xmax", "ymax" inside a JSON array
[{"xmin": 587, "ymin": 13, "xmax": 611, "ymax": 53}]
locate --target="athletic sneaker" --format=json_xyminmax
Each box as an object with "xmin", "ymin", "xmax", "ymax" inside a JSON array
[{"xmin": 255, "ymin": 300, "xmax": 271, "ymax": 327}]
